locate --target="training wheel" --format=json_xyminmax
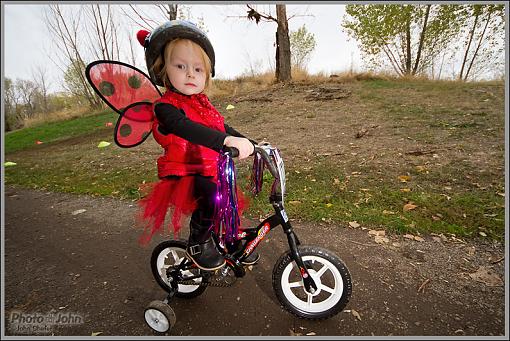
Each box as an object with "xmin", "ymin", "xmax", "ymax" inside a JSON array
[{"xmin": 144, "ymin": 300, "xmax": 176, "ymax": 333}]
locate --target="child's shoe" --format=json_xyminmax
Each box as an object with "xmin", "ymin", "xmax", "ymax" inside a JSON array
[{"xmin": 186, "ymin": 236, "xmax": 226, "ymax": 271}]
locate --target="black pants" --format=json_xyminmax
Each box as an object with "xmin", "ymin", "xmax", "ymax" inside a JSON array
[{"xmin": 189, "ymin": 175, "xmax": 217, "ymax": 243}]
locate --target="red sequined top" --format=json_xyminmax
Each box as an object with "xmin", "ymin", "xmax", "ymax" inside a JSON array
[{"xmin": 152, "ymin": 90, "xmax": 226, "ymax": 178}]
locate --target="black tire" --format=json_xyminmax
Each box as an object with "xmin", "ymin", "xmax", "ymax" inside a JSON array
[
  {"xmin": 272, "ymin": 245, "xmax": 352, "ymax": 320},
  {"xmin": 151, "ymin": 240, "xmax": 208, "ymax": 298},
  {"xmin": 144, "ymin": 300, "xmax": 176, "ymax": 333}
]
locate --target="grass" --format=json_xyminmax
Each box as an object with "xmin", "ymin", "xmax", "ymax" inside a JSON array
[
  {"xmin": 236, "ymin": 158, "xmax": 505, "ymax": 241},
  {"xmin": 4, "ymin": 109, "xmax": 117, "ymax": 154},
  {"xmin": 4, "ymin": 75, "xmax": 505, "ymax": 242}
]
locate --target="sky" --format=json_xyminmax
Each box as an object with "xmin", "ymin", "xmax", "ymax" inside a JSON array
[{"xmin": 3, "ymin": 3, "xmax": 363, "ymax": 93}]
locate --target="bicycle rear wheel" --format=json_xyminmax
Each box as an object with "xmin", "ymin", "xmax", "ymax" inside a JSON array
[{"xmin": 151, "ymin": 240, "xmax": 209, "ymax": 298}]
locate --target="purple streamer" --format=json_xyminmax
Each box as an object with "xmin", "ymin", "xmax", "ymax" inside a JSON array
[
  {"xmin": 250, "ymin": 153, "xmax": 265, "ymax": 195},
  {"xmin": 212, "ymin": 152, "xmax": 240, "ymax": 245}
]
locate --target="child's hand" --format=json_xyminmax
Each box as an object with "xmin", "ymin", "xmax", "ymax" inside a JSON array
[{"xmin": 223, "ymin": 136, "xmax": 254, "ymax": 160}]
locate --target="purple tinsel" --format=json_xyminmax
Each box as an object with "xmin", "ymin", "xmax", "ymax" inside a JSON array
[
  {"xmin": 250, "ymin": 153, "xmax": 265, "ymax": 195},
  {"xmin": 212, "ymin": 152, "xmax": 240, "ymax": 245}
]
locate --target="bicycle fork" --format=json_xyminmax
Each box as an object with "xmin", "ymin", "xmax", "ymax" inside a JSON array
[{"xmin": 273, "ymin": 199, "xmax": 318, "ymax": 294}]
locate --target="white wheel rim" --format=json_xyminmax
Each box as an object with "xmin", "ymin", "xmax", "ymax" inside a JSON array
[
  {"xmin": 156, "ymin": 247, "xmax": 202, "ymax": 293},
  {"xmin": 145, "ymin": 308, "xmax": 169, "ymax": 333},
  {"xmin": 281, "ymin": 255, "xmax": 344, "ymax": 313}
]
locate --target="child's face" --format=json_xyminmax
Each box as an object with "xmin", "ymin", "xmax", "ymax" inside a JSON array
[{"xmin": 165, "ymin": 41, "xmax": 206, "ymax": 95}]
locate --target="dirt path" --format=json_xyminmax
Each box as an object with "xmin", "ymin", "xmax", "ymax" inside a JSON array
[{"xmin": 3, "ymin": 186, "xmax": 506, "ymax": 336}]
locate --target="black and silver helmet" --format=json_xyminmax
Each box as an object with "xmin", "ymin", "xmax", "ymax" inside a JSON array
[{"xmin": 138, "ymin": 20, "xmax": 215, "ymax": 86}]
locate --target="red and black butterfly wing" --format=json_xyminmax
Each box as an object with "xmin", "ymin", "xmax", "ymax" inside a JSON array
[
  {"xmin": 113, "ymin": 101, "xmax": 155, "ymax": 147},
  {"xmin": 85, "ymin": 60, "xmax": 162, "ymax": 148}
]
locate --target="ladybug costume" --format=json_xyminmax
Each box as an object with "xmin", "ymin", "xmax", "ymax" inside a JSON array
[{"xmin": 85, "ymin": 20, "xmax": 257, "ymax": 271}]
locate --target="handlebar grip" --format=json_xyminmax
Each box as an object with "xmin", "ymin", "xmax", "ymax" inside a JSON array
[{"xmin": 222, "ymin": 146, "xmax": 239, "ymax": 157}]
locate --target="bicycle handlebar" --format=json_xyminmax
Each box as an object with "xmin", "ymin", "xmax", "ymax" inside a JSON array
[{"xmin": 222, "ymin": 146, "xmax": 240, "ymax": 158}]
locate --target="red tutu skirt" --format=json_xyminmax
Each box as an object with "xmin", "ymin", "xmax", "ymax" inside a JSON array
[{"xmin": 137, "ymin": 176, "xmax": 248, "ymax": 246}]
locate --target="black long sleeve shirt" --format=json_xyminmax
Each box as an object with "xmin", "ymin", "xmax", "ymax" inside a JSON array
[{"xmin": 154, "ymin": 102, "xmax": 247, "ymax": 152}]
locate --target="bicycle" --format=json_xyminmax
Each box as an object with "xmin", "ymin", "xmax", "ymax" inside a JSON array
[{"xmin": 144, "ymin": 143, "xmax": 353, "ymax": 333}]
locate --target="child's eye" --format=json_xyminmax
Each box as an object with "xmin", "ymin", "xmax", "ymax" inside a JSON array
[
  {"xmin": 176, "ymin": 64, "xmax": 185, "ymax": 70},
  {"xmin": 195, "ymin": 68, "xmax": 203, "ymax": 73}
]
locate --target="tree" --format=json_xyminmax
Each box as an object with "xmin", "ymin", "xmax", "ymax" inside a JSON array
[
  {"xmin": 456, "ymin": 4, "xmax": 505, "ymax": 81},
  {"xmin": 15, "ymin": 79, "xmax": 40, "ymax": 120},
  {"xmin": 4, "ymin": 78, "xmax": 21, "ymax": 131},
  {"xmin": 44, "ymin": 4, "xmax": 103, "ymax": 109},
  {"xmin": 31, "ymin": 65, "xmax": 51, "ymax": 114},
  {"xmin": 121, "ymin": 4, "xmax": 207, "ymax": 32},
  {"xmin": 246, "ymin": 4, "xmax": 292, "ymax": 82},
  {"xmin": 84, "ymin": 5, "xmax": 121, "ymax": 61},
  {"xmin": 121, "ymin": 4, "xmax": 178, "ymax": 31},
  {"xmin": 342, "ymin": 4, "xmax": 465, "ymax": 77},
  {"xmin": 289, "ymin": 25, "xmax": 316, "ymax": 70},
  {"xmin": 63, "ymin": 59, "xmax": 90, "ymax": 106}
]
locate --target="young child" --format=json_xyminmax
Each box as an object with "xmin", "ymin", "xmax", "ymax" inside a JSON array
[{"xmin": 137, "ymin": 20, "xmax": 259, "ymax": 271}]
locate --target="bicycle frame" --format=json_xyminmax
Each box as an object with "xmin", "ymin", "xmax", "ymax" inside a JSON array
[
  {"xmin": 168, "ymin": 145, "xmax": 318, "ymax": 294},
  {"xmin": 223, "ymin": 145, "xmax": 318, "ymax": 294}
]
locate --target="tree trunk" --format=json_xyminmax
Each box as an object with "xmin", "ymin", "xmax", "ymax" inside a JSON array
[
  {"xmin": 464, "ymin": 10, "xmax": 491, "ymax": 81},
  {"xmin": 405, "ymin": 17, "xmax": 412, "ymax": 75},
  {"xmin": 459, "ymin": 11, "xmax": 479, "ymax": 80},
  {"xmin": 167, "ymin": 4, "xmax": 177, "ymax": 20},
  {"xmin": 275, "ymin": 5, "xmax": 291, "ymax": 82},
  {"xmin": 412, "ymin": 5, "xmax": 431, "ymax": 75}
]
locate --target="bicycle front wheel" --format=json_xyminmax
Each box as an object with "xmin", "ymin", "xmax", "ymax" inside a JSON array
[{"xmin": 272, "ymin": 246, "xmax": 352, "ymax": 320}]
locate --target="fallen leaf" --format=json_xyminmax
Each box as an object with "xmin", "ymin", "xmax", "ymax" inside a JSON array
[
  {"xmin": 374, "ymin": 235, "xmax": 389, "ymax": 244},
  {"xmin": 326, "ymin": 203, "xmax": 333, "ymax": 207},
  {"xmin": 306, "ymin": 332, "xmax": 316, "ymax": 336},
  {"xmin": 351, "ymin": 309, "xmax": 362, "ymax": 321},
  {"xmin": 289, "ymin": 200, "xmax": 302, "ymax": 205},
  {"xmin": 333, "ymin": 178, "xmax": 340, "ymax": 184},
  {"xmin": 97, "ymin": 141, "xmax": 111, "ymax": 148},
  {"xmin": 383, "ymin": 210, "xmax": 395, "ymax": 215},
  {"xmin": 368, "ymin": 230, "xmax": 385, "ymax": 236},
  {"xmin": 4, "ymin": 161, "xmax": 17, "ymax": 167},
  {"xmin": 479, "ymin": 231, "xmax": 487, "ymax": 237},
  {"xmin": 71, "ymin": 209, "xmax": 87, "ymax": 215},
  {"xmin": 415, "ymin": 165, "xmax": 428, "ymax": 173},
  {"xmin": 414, "ymin": 236, "xmax": 425, "ymax": 242},
  {"xmin": 469, "ymin": 266, "xmax": 503, "ymax": 286},
  {"xmin": 450, "ymin": 236, "xmax": 466, "ymax": 244},
  {"xmin": 398, "ymin": 175, "xmax": 411, "ymax": 182},
  {"xmin": 404, "ymin": 234, "xmax": 415, "ymax": 240},
  {"xmin": 289, "ymin": 329, "xmax": 302, "ymax": 336},
  {"xmin": 91, "ymin": 332, "xmax": 102, "ymax": 336},
  {"xmin": 349, "ymin": 221, "xmax": 360, "ymax": 228},
  {"xmin": 226, "ymin": 104, "xmax": 235, "ymax": 110},
  {"xmin": 403, "ymin": 203, "xmax": 417, "ymax": 211}
]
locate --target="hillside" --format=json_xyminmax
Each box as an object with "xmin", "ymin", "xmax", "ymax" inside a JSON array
[{"xmin": 4, "ymin": 77, "xmax": 506, "ymax": 240}]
